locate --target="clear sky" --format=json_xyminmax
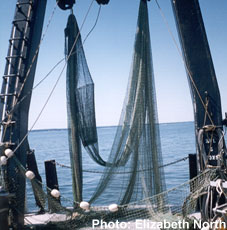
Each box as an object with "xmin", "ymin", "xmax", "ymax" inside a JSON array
[{"xmin": 0, "ymin": 0, "xmax": 227, "ymax": 130}]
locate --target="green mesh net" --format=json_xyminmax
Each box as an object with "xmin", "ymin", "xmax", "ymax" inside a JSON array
[
  {"xmin": 88, "ymin": 0, "xmax": 166, "ymax": 205},
  {"xmin": 65, "ymin": 0, "xmax": 166, "ymax": 207},
  {"xmin": 22, "ymin": 166, "xmax": 216, "ymax": 229},
  {"xmin": 0, "ymin": 0, "xmax": 218, "ymax": 229}
]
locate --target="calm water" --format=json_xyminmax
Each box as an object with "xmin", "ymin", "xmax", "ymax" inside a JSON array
[{"xmin": 27, "ymin": 122, "xmax": 197, "ymax": 211}]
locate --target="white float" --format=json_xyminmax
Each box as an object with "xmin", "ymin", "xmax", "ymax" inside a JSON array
[
  {"xmin": 5, "ymin": 148, "xmax": 14, "ymax": 158},
  {"xmin": 51, "ymin": 189, "xmax": 60, "ymax": 198},
  {"xmin": 80, "ymin": 201, "xmax": 90, "ymax": 210},
  {"xmin": 0, "ymin": 156, "xmax": 7, "ymax": 165},
  {"xmin": 108, "ymin": 203, "xmax": 118, "ymax": 212},
  {"xmin": 25, "ymin": 170, "xmax": 35, "ymax": 180}
]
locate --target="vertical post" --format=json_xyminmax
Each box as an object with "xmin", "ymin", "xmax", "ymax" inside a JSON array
[
  {"xmin": 189, "ymin": 154, "xmax": 200, "ymax": 211},
  {"xmin": 44, "ymin": 160, "xmax": 61, "ymax": 212},
  {"xmin": 0, "ymin": 190, "xmax": 9, "ymax": 230},
  {"xmin": 171, "ymin": 0, "xmax": 224, "ymax": 170},
  {"xmin": 189, "ymin": 154, "xmax": 198, "ymax": 180},
  {"xmin": 171, "ymin": 0, "xmax": 222, "ymax": 128},
  {"xmin": 0, "ymin": 0, "xmax": 47, "ymax": 228},
  {"xmin": 27, "ymin": 150, "xmax": 45, "ymax": 212},
  {"xmin": 65, "ymin": 14, "xmax": 83, "ymax": 203}
]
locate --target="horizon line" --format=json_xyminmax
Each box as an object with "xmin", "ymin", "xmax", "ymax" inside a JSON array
[{"xmin": 31, "ymin": 120, "xmax": 194, "ymax": 132}]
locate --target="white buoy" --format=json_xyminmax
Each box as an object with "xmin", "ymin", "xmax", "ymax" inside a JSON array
[
  {"xmin": 0, "ymin": 156, "xmax": 7, "ymax": 166},
  {"xmin": 51, "ymin": 189, "xmax": 60, "ymax": 198},
  {"xmin": 80, "ymin": 201, "xmax": 90, "ymax": 210},
  {"xmin": 5, "ymin": 148, "xmax": 14, "ymax": 158},
  {"xmin": 108, "ymin": 204, "xmax": 118, "ymax": 212},
  {"xmin": 25, "ymin": 170, "xmax": 35, "ymax": 180}
]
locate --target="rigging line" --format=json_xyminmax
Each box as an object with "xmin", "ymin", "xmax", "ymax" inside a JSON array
[
  {"xmin": 14, "ymin": 1, "xmax": 58, "ymax": 103},
  {"xmin": 12, "ymin": 154, "xmax": 81, "ymax": 208},
  {"xmin": 55, "ymin": 156, "xmax": 189, "ymax": 173},
  {"xmin": 68, "ymin": 0, "xmax": 96, "ymax": 60},
  {"xmin": 10, "ymin": 0, "xmax": 96, "ymax": 157},
  {"xmin": 15, "ymin": 1, "xmax": 58, "ymax": 103},
  {"xmin": 203, "ymin": 97, "xmax": 209, "ymax": 127},
  {"xmin": 0, "ymin": 58, "xmax": 65, "ymax": 122},
  {"xmin": 1, "ymin": 1, "xmax": 99, "ymax": 126},
  {"xmin": 154, "ymin": 0, "xmax": 214, "ymax": 126},
  {"xmin": 83, "ymin": 4, "xmax": 101, "ymax": 44},
  {"xmin": 0, "ymin": 1, "xmax": 59, "ymax": 140}
]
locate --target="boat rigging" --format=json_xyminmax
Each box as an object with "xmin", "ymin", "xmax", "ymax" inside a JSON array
[{"xmin": 0, "ymin": 0, "xmax": 227, "ymax": 229}]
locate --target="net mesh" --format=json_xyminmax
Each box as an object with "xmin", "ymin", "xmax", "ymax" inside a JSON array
[
  {"xmin": 0, "ymin": 0, "xmax": 221, "ymax": 229},
  {"xmin": 0, "ymin": 143, "xmax": 218, "ymax": 229},
  {"xmin": 22, "ymin": 165, "xmax": 216, "ymax": 229},
  {"xmin": 65, "ymin": 0, "xmax": 166, "ymax": 206}
]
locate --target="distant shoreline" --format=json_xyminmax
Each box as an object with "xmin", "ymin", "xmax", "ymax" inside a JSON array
[{"xmin": 31, "ymin": 121, "xmax": 194, "ymax": 132}]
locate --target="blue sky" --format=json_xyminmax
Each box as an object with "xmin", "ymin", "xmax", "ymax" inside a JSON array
[{"xmin": 0, "ymin": 0, "xmax": 227, "ymax": 129}]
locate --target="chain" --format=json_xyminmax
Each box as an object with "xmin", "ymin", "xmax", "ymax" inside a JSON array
[{"xmin": 55, "ymin": 156, "xmax": 189, "ymax": 174}]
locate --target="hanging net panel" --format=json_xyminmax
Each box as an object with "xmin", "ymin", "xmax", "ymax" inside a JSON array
[
  {"xmin": 89, "ymin": 0, "xmax": 166, "ymax": 205},
  {"xmin": 65, "ymin": 0, "xmax": 166, "ymax": 206},
  {"xmin": 1, "ymin": 1, "xmax": 225, "ymax": 229},
  {"xmin": 65, "ymin": 13, "xmax": 107, "ymax": 202}
]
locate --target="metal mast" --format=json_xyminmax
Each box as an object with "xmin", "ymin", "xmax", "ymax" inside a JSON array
[
  {"xmin": 171, "ymin": 0, "xmax": 226, "ymax": 172},
  {"xmin": 171, "ymin": 0, "xmax": 227, "ymax": 222},
  {"xmin": 0, "ymin": 0, "xmax": 46, "ymax": 228}
]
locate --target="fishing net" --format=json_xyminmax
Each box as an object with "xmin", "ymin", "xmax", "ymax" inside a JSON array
[
  {"xmin": 1, "ymin": 145, "xmax": 218, "ymax": 230},
  {"xmin": 22, "ymin": 166, "xmax": 216, "ymax": 230},
  {"xmin": 89, "ymin": 0, "xmax": 166, "ymax": 205},
  {"xmin": 1, "ymin": 0, "xmax": 221, "ymax": 229},
  {"xmin": 65, "ymin": 0, "xmax": 166, "ymax": 206},
  {"xmin": 65, "ymin": 12, "xmax": 107, "ymax": 203},
  {"xmin": 0, "ymin": 0, "xmax": 46, "ymax": 228}
]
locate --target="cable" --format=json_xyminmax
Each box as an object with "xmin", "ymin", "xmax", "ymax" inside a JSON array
[
  {"xmin": 55, "ymin": 156, "xmax": 189, "ymax": 173},
  {"xmin": 1, "ymin": 2, "xmax": 101, "ymax": 120},
  {"xmin": 83, "ymin": 5, "xmax": 101, "ymax": 44},
  {"xmin": 10, "ymin": 0, "xmax": 96, "ymax": 162},
  {"xmin": 154, "ymin": 0, "xmax": 214, "ymax": 126},
  {"xmin": 14, "ymin": 1, "xmax": 59, "ymax": 105},
  {"xmin": 0, "ymin": 1, "xmax": 59, "ymax": 141},
  {"xmin": 1, "ymin": 0, "xmax": 98, "ymax": 175},
  {"xmin": 0, "ymin": 58, "xmax": 65, "ymax": 121}
]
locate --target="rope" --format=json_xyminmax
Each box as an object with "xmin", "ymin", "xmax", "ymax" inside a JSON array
[
  {"xmin": 0, "ymin": 58, "xmax": 65, "ymax": 122},
  {"xmin": 55, "ymin": 156, "xmax": 189, "ymax": 173},
  {"xmin": 1, "ymin": 1, "xmax": 101, "ymax": 126},
  {"xmin": 1, "ymin": 1, "xmax": 59, "ymax": 141},
  {"xmin": 14, "ymin": 1, "xmax": 58, "ymax": 106},
  {"xmin": 7, "ymin": 0, "xmax": 96, "ymax": 158},
  {"xmin": 83, "ymin": 4, "xmax": 101, "ymax": 44},
  {"xmin": 154, "ymin": 0, "xmax": 214, "ymax": 126},
  {"xmin": 0, "ymin": 0, "xmax": 100, "ymax": 195}
]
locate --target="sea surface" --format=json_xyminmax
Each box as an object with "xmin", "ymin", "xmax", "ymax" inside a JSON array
[{"xmin": 26, "ymin": 121, "xmax": 200, "ymax": 211}]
